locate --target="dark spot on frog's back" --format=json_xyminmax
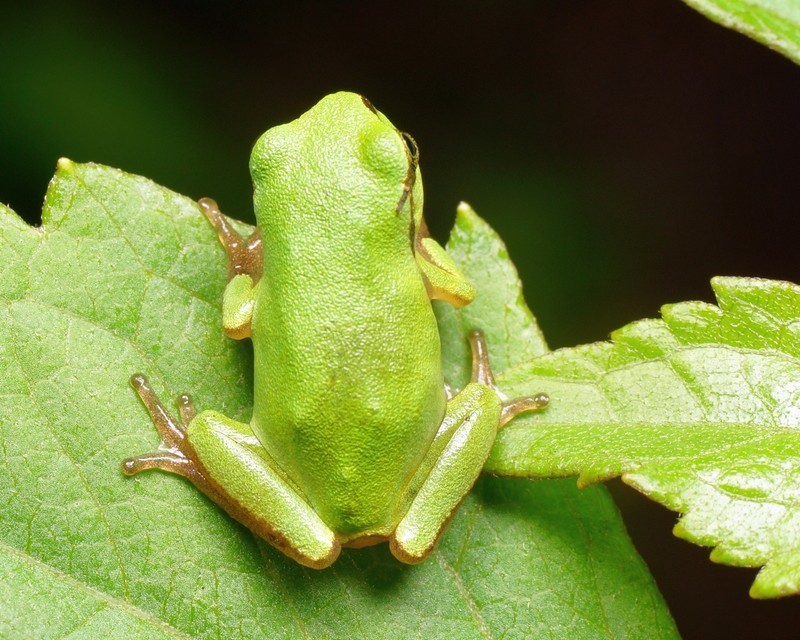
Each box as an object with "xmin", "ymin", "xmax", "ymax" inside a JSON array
[{"xmin": 360, "ymin": 95, "xmax": 378, "ymax": 114}]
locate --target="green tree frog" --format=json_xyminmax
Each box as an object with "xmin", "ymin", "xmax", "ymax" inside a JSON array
[{"xmin": 123, "ymin": 92, "xmax": 548, "ymax": 568}]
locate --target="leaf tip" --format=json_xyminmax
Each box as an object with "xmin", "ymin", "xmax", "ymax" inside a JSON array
[
  {"xmin": 749, "ymin": 583, "xmax": 770, "ymax": 600},
  {"xmin": 454, "ymin": 201, "xmax": 483, "ymax": 229},
  {"xmin": 671, "ymin": 519, "xmax": 689, "ymax": 540},
  {"xmin": 456, "ymin": 201, "xmax": 476, "ymax": 217},
  {"xmin": 577, "ymin": 468, "xmax": 615, "ymax": 487},
  {"xmin": 56, "ymin": 157, "xmax": 76, "ymax": 173},
  {"xmin": 749, "ymin": 577, "xmax": 785, "ymax": 600},
  {"xmin": 748, "ymin": 559, "xmax": 800, "ymax": 599}
]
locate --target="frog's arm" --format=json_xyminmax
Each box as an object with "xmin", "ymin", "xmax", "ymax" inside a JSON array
[
  {"xmin": 221, "ymin": 275, "xmax": 258, "ymax": 339},
  {"xmin": 415, "ymin": 234, "xmax": 475, "ymax": 306},
  {"xmin": 199, "ymin": 197, "xmax": 263, "ymax": 281},
  {"xmin": 198, "ymin": 198, "xmax": 263, "ymax": 339}
]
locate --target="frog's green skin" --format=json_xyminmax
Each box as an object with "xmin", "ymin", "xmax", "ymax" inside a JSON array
[{"xmin": 124, "ymin": 92, "xmax": 547, "ymax": 568}]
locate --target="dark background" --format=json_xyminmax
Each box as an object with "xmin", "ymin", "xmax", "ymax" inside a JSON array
[{"xmin": 1, "ymin": 1, "xmax": 798, "ymax": 637}]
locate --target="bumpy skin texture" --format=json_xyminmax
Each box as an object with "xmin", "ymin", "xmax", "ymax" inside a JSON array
[
  {"xmin": 249, "ymin": 94, "xmax": 445, "ymax": 536},
  {"xmin": 124, "ymin": 92, "xmax": 547, "ymax": 567}
]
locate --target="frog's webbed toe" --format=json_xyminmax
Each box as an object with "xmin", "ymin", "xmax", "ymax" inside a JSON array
[{"xmin": 123, "ymin": 374, "xmax": 208, "ymax": 487}]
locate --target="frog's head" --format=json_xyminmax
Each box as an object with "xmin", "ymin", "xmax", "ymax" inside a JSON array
[{"xmin": 249, "ymin": 92, "xmax": 423, "ymax": 236}]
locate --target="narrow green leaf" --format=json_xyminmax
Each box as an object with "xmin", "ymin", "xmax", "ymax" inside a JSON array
[
  {"xmin": 683, "ymin": 0, "xmax": 800, "ymax": 65},
  {"xmin": 0, "ymin": 162, "xmax": 676, "ymax": 637},
  {"xmin": 488, "ymin": 277, "xmax": 800, "ymax": 598}
]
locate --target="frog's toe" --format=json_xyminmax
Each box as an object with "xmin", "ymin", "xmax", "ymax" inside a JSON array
[
  {"xmin": 130, "ymin": 373, "xmax": 189, "ymax": 447},
  {"xmin": 122, "ymin": 450, "xmax": 189, "ymax": 476},
  {"xmin": 499, "ymin": 393, "xmax": 549, "ymax": 428},
  {"xmin": 464, "ymin": 330, "xmax": 549, "ymax": 426}
]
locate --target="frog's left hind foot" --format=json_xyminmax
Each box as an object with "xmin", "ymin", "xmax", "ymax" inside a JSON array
[
  {"xmin": 122, "ymin": 374, "xmax": 243, "ymax": 515},
  {"xmin": 123, "ymin": 374, "xmax": 341, "ymax": 569},
  {"xmin": 122, "ymin": 374, "xmax": 209, "ymax": 486}
]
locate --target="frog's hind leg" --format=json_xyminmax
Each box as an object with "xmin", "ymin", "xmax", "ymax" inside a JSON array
[
  {"xmin": 390, "ymin": 329, "xmax": 548, "ymax": 564},
  {"xmin": 123, "ymin": 374, "xmax": 340, "ymax": 569}
]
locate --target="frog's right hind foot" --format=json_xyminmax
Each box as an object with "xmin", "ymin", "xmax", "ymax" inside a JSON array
[{"xmin": 466, "ymin": 329, "xmax": 549, "ymax": 427}]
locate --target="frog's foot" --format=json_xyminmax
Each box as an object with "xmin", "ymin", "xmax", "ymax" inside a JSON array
[
  {"xmin": 198, "ymin": 197, "xmax": 263, "ymax": 281},
  {"xmin": 124, "ymin": 374, "xmax": 341, "ymax": 568},
  {"xmin": 122, "ymin": 374, "xmax": 209, "ymax": 488},
  {"xmin": 467, "ymin": 329, "xmax": 549, "ymax": 427}
]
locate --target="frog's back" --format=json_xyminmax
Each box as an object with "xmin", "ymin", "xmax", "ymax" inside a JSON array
[{"xmin": 248, "ymin": 92, "xmax": 446, "ymax": 538}]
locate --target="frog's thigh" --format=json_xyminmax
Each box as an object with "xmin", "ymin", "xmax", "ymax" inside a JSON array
[
  {"xmin": 390, "ymin": 384, "xmax": 501, "ymax": 564},
  {"xmin": 189, "ymin": 411, "xmax": 340, "ymax": 568}
]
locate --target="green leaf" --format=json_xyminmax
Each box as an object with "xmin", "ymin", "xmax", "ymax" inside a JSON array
[
  {"xmin": 0, "ymin": 161, "xmax": 676, "ymax": 638},
  {"xmin": 488, "ymin": 276, "xmax": 800, "ymax": 598},
  {"xmin": 434, "ymin": 202, "xmax": 548, "ymax": 389},
  {"xmin": 682, "ymin": 0, "xmax": 800, "ymax": 65},
  {"xmin": 0, "ymin": 542, "xmax": 188, "ymax": 639}
]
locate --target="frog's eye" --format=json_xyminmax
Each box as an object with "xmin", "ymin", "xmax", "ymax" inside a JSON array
[
  {"xmin": 358, "ymin": 125, "xmax": 406, "ymax": 181},
  {"xmin": 396, "ymin": 131, "xmax": 419, "ymax": 213},
  {"xmin": 400, "ymin": 131, "xmax": 419, "ymax": 170}
]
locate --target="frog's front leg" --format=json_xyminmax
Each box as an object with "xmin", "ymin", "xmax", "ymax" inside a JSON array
[
  {"xmin": 198, "ymin": 198, "xmax": 263, "ymax": 281},
  {"xmin": 390, "ymin": 330, "xmax": 548, "ymax": 564},
  {"xmin": 123, "ymin": 375, "xmax": 341, "ymax": 569}
]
